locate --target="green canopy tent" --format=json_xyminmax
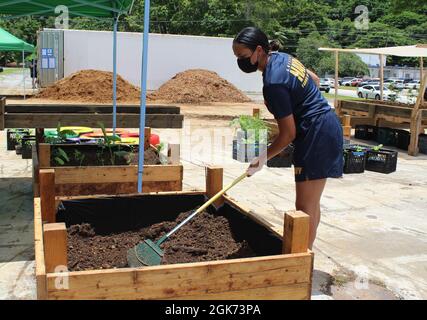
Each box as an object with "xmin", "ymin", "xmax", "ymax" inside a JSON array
[{"xmin": 0, "ymin": 27, "xmax": 35, "ymax": 98}]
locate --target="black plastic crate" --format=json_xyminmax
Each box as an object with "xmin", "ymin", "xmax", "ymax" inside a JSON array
[
  {"xmin": 396, "ymin": 130, "xmax": 410, "ymax": 150},
  {"xmin": 355, "ymin": 125, "xmax": 377, "ymax": 141},
  {"xmin": 419, "ymin": 134, "xmax": 427, "ymax": 154},
  {"xmin": 267, "ymin": 145, "xmax": 294, "ymax": 168},
  {"xmin": 232, "ymin": 140, "xmax": 267, "ymax": 163},
  {"xmin": 365, "ymin": 148, "xmax": 398, "ymax": 174},
  {"xmin": 343, "ymin": 149, "xmax": 366, "ymax": 174},
  {"xmin": 376, "ymin": 127, "xmax": 397, "ymax": 146}
]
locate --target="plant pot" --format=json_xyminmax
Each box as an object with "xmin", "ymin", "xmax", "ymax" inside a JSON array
[
  {"xmin": 365, "ymin": 148, "xmax": 398, "ymax": 174},
  {"xmin": 22, "ymin": 142, "xmax": 34, "ymax": 159},
  {"xmin": 15, "ymin": 144, "xmax": 22, "ymax": 155},
  {"xmin": 7, "ymin": 129, "xmax": 29, "ymax": 151},
  {"xmin": 232, "ymin": 140, "xmax": 267, "ymax": 163},
  {"xmin": 267, "ymin": 145, "xmax": 294, "ymax": 168}
]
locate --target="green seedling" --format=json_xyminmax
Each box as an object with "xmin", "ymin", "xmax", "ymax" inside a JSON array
[
  {"xmin": 53, "ymin": 147, "xmax": 70, "ymax": 166},
  {"xmin": 73, "ymin": 149, "xmax": 86, "ymax": 166},
  {"xmin": 372, "ymin": 144, "xmax": 383, "ymax": 152},
  {"xmin": 230, "ymin": 115, "xmax": 270, "ymax": 144},
  {"xmin": 97, "ymin": 122, "xmax": 122, "ymax": 165}
]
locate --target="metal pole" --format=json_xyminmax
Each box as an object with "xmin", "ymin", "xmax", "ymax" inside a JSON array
[
  {"xmin": 334, "ymin": 50, "xmax": 339, "ymax": 109},
  {"xmin": 22, "ymin": 50, "xmax": 26, "ymax": 100},
  {"xmin": 137, "ymin": 0, "xmax": 151, "ymax": 193},
  {"xmin": 380, "ymin": 54, "xmax": 384, "ymax": 101},
  {"xmin": 112, "ymin": 16, "xmax": 118, "ymax": 136}
]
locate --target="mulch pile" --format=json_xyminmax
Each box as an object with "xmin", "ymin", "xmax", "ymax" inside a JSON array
[
  {"xmin": 34, "ymin": 69, "xmax": 141, "ymax": 103},
  {"xmin": 67, "ymin": 210, "xmax": 255, "ymax": 271},
  {"xmin": 148, "ymin": 69, "xmax": 251, "ymax": 104}
]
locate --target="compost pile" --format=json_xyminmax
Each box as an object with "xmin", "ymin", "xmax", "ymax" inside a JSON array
[
  {"xmin": 148, "ymin": 69, "xmax": 251, "ymax": 104},
  {"xmin": 67, "ymin": 210, "xmax": 255, "ymax": 271},
  {"xmin": 34, "ymin": 70, "xmax": 141, "ymax": 103}
]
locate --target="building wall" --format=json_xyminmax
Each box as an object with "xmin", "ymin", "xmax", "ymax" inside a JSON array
[
  {"xmin": 369, "ymin": 66, "xmax": 422, "ymax": 79},
  {"xmin": 61, "ymin": 29, "xmax": 263, "ymax": 92}
]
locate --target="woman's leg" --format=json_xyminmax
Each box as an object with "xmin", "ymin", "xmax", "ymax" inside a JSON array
[{"xmin": 295, "ymin": 179, "xmax": 327, "ymax": 249}]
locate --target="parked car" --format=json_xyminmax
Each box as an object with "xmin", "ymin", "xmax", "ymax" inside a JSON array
[
  {"xmin": 350, "ymin": 78, "xmax": 364, "ymax": 87},
  {"xmin": 357, "ymin": 85, "xmax": 397, "ymax": 101},
  {"xmin": 341, "ymin": 77, "xmax": 355, "ymax": 86},
  {"xmin": 322, "ymin": 78, "xmax": 336, "ymax": 87},
  {"xmin": 404, "ymin": 80, "xmax": 420, "ymax": 89},
  {"xmin": 358, "ymin": 79, "xmax": 379, "ymax": 87},
  {"xmin": 319, "ymin": 79, "xmax": 331, "ymax": 93}
]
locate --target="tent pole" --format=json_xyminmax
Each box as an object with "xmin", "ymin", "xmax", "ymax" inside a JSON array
[
  {"xmin": 421, "ymin": 57, "xmax": 424, "ymax": 104},
  {"xmin": 22, "ymin": 50, "xmax": 26, "ymax": 100},
  {"xmin": 380, "ymin": 54, "xmax": 384, "ymax": 101},
  {"xmin": 137, "ymin": 0, "xmax": 151, "ymax": 193},
  {"xmin": 334, "ymin": 50, "xmax": 339, "ymax": 111},
  {"xmin": 112, "ymin": 15, "xmax": 118, "ymax": 136}
]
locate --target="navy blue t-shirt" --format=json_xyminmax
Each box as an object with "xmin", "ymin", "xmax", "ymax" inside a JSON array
[{"xmin": 262, "ymin": 52, "xmax": 330, "ymax": 122}]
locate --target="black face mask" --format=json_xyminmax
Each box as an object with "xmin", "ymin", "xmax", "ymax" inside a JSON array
[{"xmin": 237, "ymin": 52, "xmax": 258, "ymax": 73}]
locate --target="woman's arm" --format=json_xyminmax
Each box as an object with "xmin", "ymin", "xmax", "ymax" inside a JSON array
[
  {"xmin": 247, "ymin": 114, "xmax": 296, "ymax": 176},
  {"xmin": 307, "ymin": 69, "xmax": 320, "ymax": 87}
]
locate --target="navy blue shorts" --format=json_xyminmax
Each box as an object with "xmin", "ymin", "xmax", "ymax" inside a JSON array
[{"xmin": 292, "ymin": 110, "xmax": 343, "ymax": 182}]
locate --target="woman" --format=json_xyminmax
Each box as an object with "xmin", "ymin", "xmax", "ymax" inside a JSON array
[{"xmin": 233, "ymin": 27, "xmax": 343, "ymax": 249}]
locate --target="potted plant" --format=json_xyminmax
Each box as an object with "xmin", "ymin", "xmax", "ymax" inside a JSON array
[
  {"xmin": 7, "ymin": 129, "xmax": 29, "ymax": 151},
  {"xmin": 230, "ymin": 115, "xmax": 269, "ymax": 163}
]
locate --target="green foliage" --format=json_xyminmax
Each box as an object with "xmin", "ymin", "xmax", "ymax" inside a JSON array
[
  {"xmin": 53, "ymin": 147, "xmax": 70, "ymax": 166},
  {"xmin": 230, "ymin": 115, "xmax": 269, "ymax": 144},
  {"xmin": 2, "ymin": 0, "xmax": 426, "ymax": 67},
  {"xmin": 372, "ymin": 144, "xmax": 384, "ymax": 151},
  {"xmin": 73, "ymin": 149, "xmax": 86, "ymax": 167}
]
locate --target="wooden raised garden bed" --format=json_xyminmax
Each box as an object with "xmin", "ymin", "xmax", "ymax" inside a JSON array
[
  {"xmin": 32, "ymin": 129, "xmax": 182, "ymax": 197},
  {"xmin": 35, "ymin": 167, "xmax": 313, "ymax": 300},
  {"xmin": 0, "ymin": 98, "xmax": 184, "ymax": 130}
]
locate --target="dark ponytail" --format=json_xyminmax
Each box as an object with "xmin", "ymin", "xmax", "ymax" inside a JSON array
[
  {"xmin": 234, "ymin": 27, "xmax": 270, "ymax": 54},
  {"xmin": 269, "ymin": 40, "xmax": 281, "ymax": 52}
]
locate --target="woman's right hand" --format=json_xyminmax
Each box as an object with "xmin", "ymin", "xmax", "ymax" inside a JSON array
[{"xmin": 247, "ymin": 156, "xmax": 265, "ymax": 177}]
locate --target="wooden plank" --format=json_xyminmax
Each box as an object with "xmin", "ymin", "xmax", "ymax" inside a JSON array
[
  {"xmin": 39, "ymin": 169, "xmax": 56, "ymax": 223},
  {"xmin": 409, "ymin": 73, "xmax": 427, "ymax": 156},
  {"xmin": 34, "ymin": 198, "xmax": 47, "ymax": 300},
  {"xmin": 57, "ymin": 190, "xmax": 205, "ymax": 202},
  {"xmin": 165, "ymin": 283, "xmax": 310, "ymax": 300},
  {"xmin": 43, "ymin": 223, "xmax": 68, "ymax": 273},
  {"xmin": 5, "ymin": 104, "xmax": 180, "ymax": 114},
  {"xmin": 32, "ymin": 143, "xmax": 40, "ymax": 197},
  {"xmin": 55, "ymin": 180, "xmax": 183, "ymax": 196},
  {"xmin": 4, "ymin": 113, "xmax": 184, "ymax": 129},
  {"xmin": 46, "ymin": 253, "xmax": 312, "ymax": 300},
  {"xmin": 206, "ymin": 166, "xmax": 224, "ymax": 209},
  {"xmin": 252, "ymin": 108, "xmax": 260, "ymax": 118},
  {"xmin": 343, "ymin": 125, "xmax": 352, "ymax": 137},
  {"xmin": 342, "ymin": 115, "xmax": 351, "ymax": 127},
  {"xmin": 283, "ymin": 210, "xmax": 310, "ymax": 254},
  {"xmin": 0, "ymin": 97, "xmax": 5, "ymax": 130},
  {"xmin": 38, "ymin": 143, "xmax": 51, "ymax": 168},
  {"xmin": 53, "ymin": 165, "xmax": 183, "ymax": 184}
]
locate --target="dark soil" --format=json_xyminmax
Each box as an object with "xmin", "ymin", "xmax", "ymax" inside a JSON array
[{"xmin": 67, "ymin": 210, "xmax": 256, "ymax": 271}]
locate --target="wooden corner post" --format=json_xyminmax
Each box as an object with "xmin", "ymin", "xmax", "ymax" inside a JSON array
[
  {"xmin": 283, "ymin": 210, "xmax": 310, "ymax": 254},
  {"xmin": 43, "ymin": 223, "xmax": 67, "ymax": 273},
  {"xmin": 144, "ymin": 127, "xmax": 151, "ymax": 149},
  {"xmin": 38, "ymin": 143, "xmax": 51, "ymax": 168},
  {"xmin": 40, "ymin": 169, "xmax": 56, "ymax": 223},
  {"xmin": 206, "ymin": 166, "xmax": 224, "ymax": 209},
  {"xmin": 252, "ymin": 108, "xmax": 260, "ymax": 118}
]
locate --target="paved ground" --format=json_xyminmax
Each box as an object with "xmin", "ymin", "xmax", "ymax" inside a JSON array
[
  {"xmin": 1, "ymin": 102, "xmax": 426, "ymax": 300},
  {"xmin": 0, "ymin": 68, "xmax": 35, "ymax": 96}
]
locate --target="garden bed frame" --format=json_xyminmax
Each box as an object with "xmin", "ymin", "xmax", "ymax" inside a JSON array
[
  {"xmin": 32, "ymin": 130, "xmax": 183, "ymax": 197},
  {"xmin": 34, "ymin": 167, "xmax": 313, "ymax": 300},
  {"xmin": 0, "ymin": 97, "xmax": 184, "ymax": 130}
]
